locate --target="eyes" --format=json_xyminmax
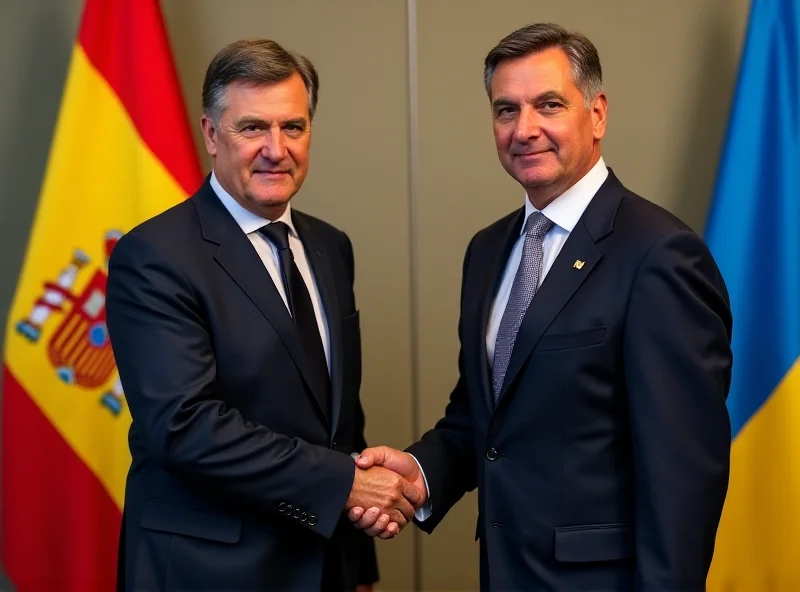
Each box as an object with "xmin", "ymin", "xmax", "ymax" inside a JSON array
[
  {"xmin": 239, "ymin": 122, "xmax": 307, "ymax": 138},
  {"xmin": 494, "ymin": 101, "xmax": 564, "ymax": 120}
]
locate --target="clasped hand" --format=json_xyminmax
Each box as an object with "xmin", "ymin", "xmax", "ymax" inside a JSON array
[{"xmin": 344, "ymin": 446, "xmax": 428, "ymax": 539}]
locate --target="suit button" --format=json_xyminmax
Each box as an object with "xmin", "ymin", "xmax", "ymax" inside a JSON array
[
  {"xmin": 278, "ymin": 502, "xmax": 286, "ymax": 513},
  {"xmin": 332, "ymin": 441, "xmax": 338, "ymax": 449},
  {"xmin": 286, "ymin": 504, "xmax": 293, "ymax": 513},
  {"xmin": 486, "ymin": 447, "xmax": 499, "ymax": 461},
  {"xmin": 301, "ymin": 512, "xmax": 309, "ymax": 523},
  {"xmin": 293, "ymin": 508, "xmax": 301, "ymax": 520},
  {"xmin": 308, "ymin": 515, "xmax": 318, "ymax": 527}
]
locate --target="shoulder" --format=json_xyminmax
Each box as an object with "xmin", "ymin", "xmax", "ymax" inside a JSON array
[
  {"xmin": 615, "ymin": 188, "xmax": 695, "ymax": 244},
  {"xmin": 110, "ymin": 199, "xmax": 199, "ymax": 267},
  {"xmin": 293, "ymin": 209, "xmax": 351, "ymax": 250},
  {"xmin": 469, "ymin": 208, "xmax": 522, "ymax": 251}
]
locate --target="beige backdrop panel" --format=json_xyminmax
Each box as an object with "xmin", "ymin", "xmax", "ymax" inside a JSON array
[{"xmin": 414, "ymin": 1, "xmax": 748, "ymax": 590}]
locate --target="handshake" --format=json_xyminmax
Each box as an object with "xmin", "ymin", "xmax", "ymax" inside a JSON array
[{"xmin": 344, "ymin": 446, "xmax": 427, "ymax": 540}]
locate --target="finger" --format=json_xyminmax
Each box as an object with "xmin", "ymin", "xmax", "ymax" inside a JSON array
[
  {"xmin": 355, "ymin": 507, "xmax": 382, "ymax": 530},
  {"xmin": 401, "ymin": 479, "xmax": 423, "ymax": 508},
  {"xmin": 379, "ymin": 522, "xmax": 399, "ymax": 539},
  {"xmin": 348, "ymin": 507, "xmax": 365, "ymax": 522},
  {"xmin": 388, "ymin": 507, "xmax": 410, "ymax": 528},
  {"xmin": 364, "ymin": 513, "xmax": 391, "ymax": 538},
  {"xmin": 394, "ymin": 492, "xmax": 416, "ymax": 521},
  {"xmin": 356, "ymin": 446, "xmax": 391, "ymax": 469}
]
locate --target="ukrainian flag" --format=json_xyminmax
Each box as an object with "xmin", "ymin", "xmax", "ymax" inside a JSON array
[{"xmin": 705, "ymin": 0, "xmax": 800, "ymax": 589}]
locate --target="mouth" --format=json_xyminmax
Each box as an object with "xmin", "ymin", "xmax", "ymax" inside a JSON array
[
  {"xmin": 253, "ymin": 170, "xmax": 291, "ymax": 178},
  {"xmin": 513, "ymin": 149, "xmax": 552, "ymax": 158}
]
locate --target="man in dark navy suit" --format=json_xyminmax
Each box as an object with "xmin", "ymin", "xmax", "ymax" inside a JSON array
[
  {"xmin": 107, "ymin": 39, "xmax": 422, "ymax": 591},
  {"xmin": 351, "ymin": 23, "xmax": 732, "ymax": 591}
]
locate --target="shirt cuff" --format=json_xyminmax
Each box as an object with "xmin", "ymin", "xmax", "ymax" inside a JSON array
[{"xmin": 409, "ymin": 454, "xmax": 432, "ymax": 521}]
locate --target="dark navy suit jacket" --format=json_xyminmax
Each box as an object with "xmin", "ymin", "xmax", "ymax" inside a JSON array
[
  {"xmin": 408, "ymin": 170, "xmax": 732, "ymax": 591},
  {"xmin": 107, "ymin": 178, "xmax": 377, "ymax": 591}
]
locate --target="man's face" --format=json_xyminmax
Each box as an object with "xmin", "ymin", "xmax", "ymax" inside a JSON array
[
  {"xmin": 490, "ymin": 48, "xmax": 607, "ymax": 206},
  {"xmin": 201, "ymin": 73, "xmax": 311, "ymax": 219}
]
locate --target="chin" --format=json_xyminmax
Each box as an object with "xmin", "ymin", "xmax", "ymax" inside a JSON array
[
  {"xmin": 256, "ymin": 195, "xmax": 293, "ymax": 207},
  {"xmin": 517, "ymin": 173, "xmax": 557, "ymax": 189}
]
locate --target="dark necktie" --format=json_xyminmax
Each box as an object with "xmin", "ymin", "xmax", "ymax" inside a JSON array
[
  {"xmin": 491, "ymin": 212, "xmax": 553, "ymax": 402},
  {"xmin": 258, "ymin": 221, "xmax": 331, "ymax": 415}
]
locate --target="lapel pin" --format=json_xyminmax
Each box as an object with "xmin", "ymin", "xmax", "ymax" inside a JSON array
[{"xmin": 573, "ymin": 260, "xmax": 585, "ymax": 269}]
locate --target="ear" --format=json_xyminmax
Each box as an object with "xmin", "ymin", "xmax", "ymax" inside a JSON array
[
  {"xmin": 200, "ymin": 114, "xmax": 218, "ymax": 158},
  {"xmin": 591, "ymin": 92, "xmax": 608, "ymax": 140}
]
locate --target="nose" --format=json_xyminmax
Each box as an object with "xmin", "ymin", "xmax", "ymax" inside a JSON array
[
  {"xmin": 261, "ymin": 129, "xmax": 288, "ymax": 162},
  {"xmin": 512, "ymin": 106, "xmax": 541, "ymax": 143}
]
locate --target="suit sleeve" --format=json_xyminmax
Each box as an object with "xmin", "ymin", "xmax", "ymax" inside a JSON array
[
  {"xmin": 106, "ymin": 231, "xmax": 355, "ymax": 540},
  {"xmin": 623, "ymin": 229, "xmax": 732, "ymax": 591},
  {"xmin": 343, "ymin": 231, "xmax": 379, "ymax": 586},
  {"xmin": 405, "ymin": 236, "xmax": 479, "ymax": 533}
]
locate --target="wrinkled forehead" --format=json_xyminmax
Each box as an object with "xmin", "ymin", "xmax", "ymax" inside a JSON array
[
  {"xmin": 221, "ymin": 76, "xmax": 311, "ymax": 120},
  {"xmin": 491, "ymin": 50, "xmax": 581, "ymax": 102}
]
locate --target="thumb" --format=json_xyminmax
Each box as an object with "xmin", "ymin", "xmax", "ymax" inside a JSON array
[
  {"xmin": 401, "ymin": 478, "xmax": 423, "ymax": 509},
  {"xmin": 356, "ymin": 446, "xmax": 391, "ymax": 469}
]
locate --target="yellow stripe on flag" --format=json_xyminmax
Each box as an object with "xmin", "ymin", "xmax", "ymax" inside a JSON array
[
  {"xmin": 4, "ymin": 46, "xmax": 187, "ymax": 508},
  {"xmin": 707, "ymin": 359, "xmax": 800, "ymax": 592}
]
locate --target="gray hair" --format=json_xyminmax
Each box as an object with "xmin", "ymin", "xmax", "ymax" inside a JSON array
[
  {"xmin": 484, "ymin": 23, "xmax": 603, "ymax": 108},
  {"xmin": 202, "ymin": 39, "xmax": 319, "ymax": 123}
]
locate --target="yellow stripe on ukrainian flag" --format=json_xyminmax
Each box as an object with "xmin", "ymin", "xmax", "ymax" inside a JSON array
[
  {"xmin": 708, "ymin": 362, "xmax": 800, "ymax": 590},
  {"xmin": 5, "ymin": 45, "xmax": 185, "ymax": 507}
]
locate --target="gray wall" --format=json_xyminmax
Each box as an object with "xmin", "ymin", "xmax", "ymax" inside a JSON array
[{"xmin": 0, "ymin": 1, "xmax": 750, "ymax": 589}]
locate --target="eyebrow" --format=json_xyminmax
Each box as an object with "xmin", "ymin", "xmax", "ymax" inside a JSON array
[
  {"xmin": 533, "ymin": 91, "xmax": 569, "ymax": 104},
  {"xmin": 233, "ymin": 116, "xmax": 308, "ymax": 128},
  {"xmin": 282, "ymin": 117, "xmax": 308, "ymax": 128}
]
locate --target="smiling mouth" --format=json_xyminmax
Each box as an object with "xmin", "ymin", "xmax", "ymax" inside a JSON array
[{"xmin": 515, "ymin": 150, "xmax": 551, "ymax": 157}]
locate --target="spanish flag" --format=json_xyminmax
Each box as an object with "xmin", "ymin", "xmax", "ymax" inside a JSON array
[
  {"xmin": 705, "ymin": 0, "xmax": 800, "ymax": 589},
  {"xmin": 1, "ymin": 0, "xmax": 202, "ymax": 589}
]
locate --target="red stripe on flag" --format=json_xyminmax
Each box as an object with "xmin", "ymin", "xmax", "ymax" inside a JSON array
[
  {"xmin": 77, "ymin": 0, "xmax": 203, "ymax": 195},
  {"xmin": 1, "ymin": 365, "xmax": 122, "ymax": 592}
]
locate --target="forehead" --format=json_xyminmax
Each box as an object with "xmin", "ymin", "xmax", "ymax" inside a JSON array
[
  {"xmin": 222, "ymin": 73, "xmax": 309, "ymax": 119},
  {"xmin": 490, "ymin": 48, "xmax": 578, "ymax": 99}
]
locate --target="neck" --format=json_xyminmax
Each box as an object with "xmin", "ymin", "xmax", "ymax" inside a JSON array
[{"xmin": 525, "ymin": 150, "xmax": 601, "ymax": 210}]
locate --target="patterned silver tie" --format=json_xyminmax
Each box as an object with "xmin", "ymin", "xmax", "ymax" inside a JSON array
[{"xmin": 492, "ymin": 212, "xmax": 553, "ymax": 401}]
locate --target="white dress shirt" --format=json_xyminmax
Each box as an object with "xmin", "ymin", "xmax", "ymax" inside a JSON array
[
  {"xmin": 210, "ymin": 171, "xmax": 331, "ymax": 371},
  {"xmin": 485, "ymin": 157, "xmax": 609, "ymax": 363},
  {"xmin": 415, "ymin": 157, "xmax": 609, "ymax": 521}
]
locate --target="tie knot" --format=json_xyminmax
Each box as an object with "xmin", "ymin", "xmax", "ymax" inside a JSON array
[
  {"xmin": 524, "ymin": 212, "xmax": 553, "ymax": 239},
  {"xmin": 259, "ymin": 221, "xmax": 291, "ymax": 250}
]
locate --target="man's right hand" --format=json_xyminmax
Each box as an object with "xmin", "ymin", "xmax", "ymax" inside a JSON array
[
  {"xmin": 345, "ymin": 464, "xmax": 424, "ymax": 537},
  {"xmin": 347, "ymin": 446, "xmax": 428, "ymax": 538}
]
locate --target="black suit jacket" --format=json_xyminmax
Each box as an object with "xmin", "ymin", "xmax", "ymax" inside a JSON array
[
  {"xmin": 107, "ymin": 178, "xmax": 377, "ymax": 591},
  {"xmin": 408, "ymin": 170, "xmax": 732, "ymax": 591}
]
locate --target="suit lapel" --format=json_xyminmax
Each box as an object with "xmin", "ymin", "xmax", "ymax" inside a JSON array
[
  {"xmin": 475, "ymin": 210, "xmax": 526, "ymax": 411},
  {"xmin": 192, "ymin": 181, "xmax": 330, "ymax": 425},
  {"xmin": 293, "ymin": 212, "xmax": 343, "ymax": 437},
  {"xmin": 496, "ymin": 222, "xmax": 601, "ymax": 401},
  {"xmin": 495, "ymin": 170, "xmax": 623, "ymax": 404}
]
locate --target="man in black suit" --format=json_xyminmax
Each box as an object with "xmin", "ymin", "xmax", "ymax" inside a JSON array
[
  {"xmin": 351, "ymin": 23, "xmax": 732, "ymax": 591},
  {"xmin": 107, "ymin": 39, "xmax": 421, "ymax": 591}
]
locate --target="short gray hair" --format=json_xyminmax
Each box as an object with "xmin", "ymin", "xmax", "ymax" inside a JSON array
[
  {"xmin": 484, "ymin": 23, "xmax": 603, "ymax": 108},
  {"xmin": 202, "ymin": 39, "xmax": 319, "ymax": 123}
]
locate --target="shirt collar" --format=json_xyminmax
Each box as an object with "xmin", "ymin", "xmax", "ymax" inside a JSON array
[
  {"xmin": 522, "ymin": 156, "xmax": 609, "ymax": 234},
  {"xmin": 210, "ymin": 170, "xmax": 297, "ymax": 237}
]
